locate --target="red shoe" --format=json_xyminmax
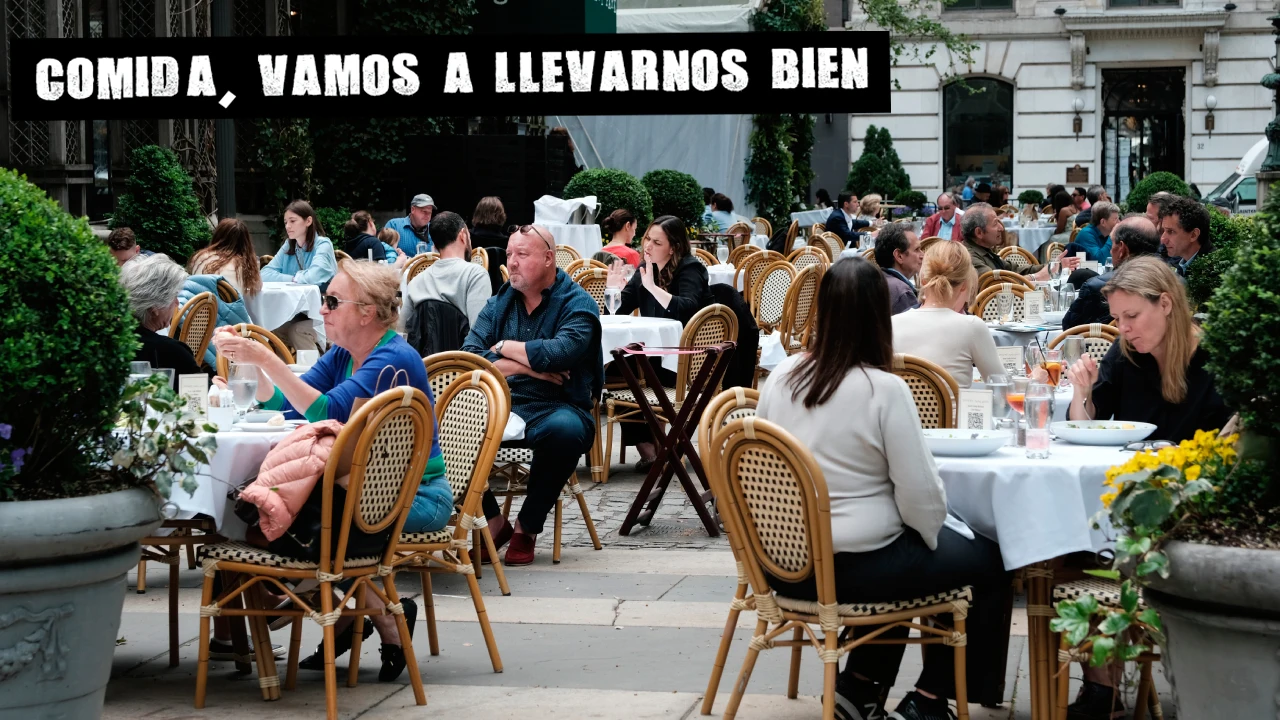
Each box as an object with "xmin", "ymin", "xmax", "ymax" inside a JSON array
[
  {"xmin": 478, "ymin": 518, "xmax": 514, "ymax": 565},
  {"xmin": 504, "ymin": 532, "xmax": 537, "ymax": 566}
]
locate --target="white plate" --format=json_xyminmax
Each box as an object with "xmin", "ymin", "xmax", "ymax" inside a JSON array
[
  {"xmin": 232, "ymin": 421, "xmax": 299, "ymax": 433},
  {"xmin": 1040, "ymin": 310, "xmax": 1066, "ymax": 325},
  {"xmin": 288, "ymin": 364, "xmax": 313, "ymax": 373},
  {"xmin": 1051, "ymin": 420, "xmax": 1156, "ymax": 446},
  {"xmin": 923, "ymin": 429, "xmax": 1012, "ymax": 457}
]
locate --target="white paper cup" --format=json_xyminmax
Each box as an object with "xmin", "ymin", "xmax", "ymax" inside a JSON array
[{"xmin": 208, "ymin": 406, "xmax": 237, "ymax": 432}]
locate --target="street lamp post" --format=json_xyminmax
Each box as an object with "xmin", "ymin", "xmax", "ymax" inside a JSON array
[{"xmin": 1256, "ymin": 13, "xmax": 1280, "ymax": 208}]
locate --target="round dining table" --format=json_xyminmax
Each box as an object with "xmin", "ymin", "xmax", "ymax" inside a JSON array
[
  {"xmin": 599, "ymin": 315, "xmax": 683, "ymax": 372},
  {"xmin": 706, "ymin": 263, "xmax": 741, "ymax": 290},
  {"xmin": 244, "ymin": 282, "xmax": 327, "ymax": 347},
  {"xmin": 1006, "ymin": 226, "xmax": 1056, "ymax": 255},
  {"xmin": 544, "ymin": 223, "xmax": 604, "ymax": 260}
]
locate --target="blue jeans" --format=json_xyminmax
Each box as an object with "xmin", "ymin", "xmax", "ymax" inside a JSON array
[
  {"xmin": 404, "ymin": 474, "xmax": 454, "ymax": 534},
  {"xmin": 503, "ymin": 403, "xmax": 594, "ymax": 536}
]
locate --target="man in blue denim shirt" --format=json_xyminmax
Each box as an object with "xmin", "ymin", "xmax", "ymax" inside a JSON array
[
  {"xmin": 384, "ymin": 193, "xmax": 435, "ymax": 255},
  {"xmin": 462, "ymin": 225, "xmax": 603, "ymax": 566}
]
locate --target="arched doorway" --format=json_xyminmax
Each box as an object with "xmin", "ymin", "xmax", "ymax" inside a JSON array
[
  {"xmin": 943, "ymin": 78, "xmax": 1015, "ymax": 192},
  {"xmin": 1100, "ymin": 68, "xmax": 1186, "ymax": 205}
]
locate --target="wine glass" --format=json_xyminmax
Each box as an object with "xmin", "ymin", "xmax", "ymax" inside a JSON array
[
  {"xmin": 1024, "ymin": 345, "xmax": 1045, "ymax": 378},
  {"xmin": 128, "ymin": 361, "xmax": 153, "ymax": 388},
  {"xmin": 996, "ymin": 292, "xmax": 1014, "ymax": 325},
  {"xmin": 1061, "ymin": 337, "xmax": 1085, "ymax": 389},
  {"xmin": 228, "ymin": 364, "xmax": 260, "ymax": 421},
  {"xmin": 604, "ymin": 287, "xmax": 622, "ymax": 316},
  {"xmin": 716, "ymin": 245, "xmax": 729, "ymax": 264}
]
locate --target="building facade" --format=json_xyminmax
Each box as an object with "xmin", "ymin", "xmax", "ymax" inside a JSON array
[{"xmin": 821, "ymin": 0, "xmax": 1275, "ymax": 206}]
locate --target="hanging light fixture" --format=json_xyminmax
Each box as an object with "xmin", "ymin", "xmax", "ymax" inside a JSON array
[
  {"xmin": 1072, "ymin": 97, "xmax": 1085, "ymax": 139},
  {"xmin": 1206, "ymin": 94, "xmax": 1217, "ymax": 138}
]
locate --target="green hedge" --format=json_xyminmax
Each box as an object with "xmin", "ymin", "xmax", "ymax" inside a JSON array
[
  {"xmin": 846, "ymin": 126, "xmax": 911, "ymax": 200},
  {"xmin": 0, "ymin": 169, "xmax": 137, "ymax": 500},
  {"xmin": 642, "ymin": 170, "xmax": 704, "ymax": 228},
  {"xmin": 898, "ymin": 190, "xmax": 927, "ymax": 214},
  {"xmin": 109, "ymin": 145, "xmax": 212, "ymax": 263},
  {"xmin": 564, "ymin": 168, "xmax": 653, "ymax": 230},
  {"xmin": 313, "ymin": 207, "xmax": 352, "ymax": 244},
  {"xmin": 744, "ymin": 114, "xmax": 794, "ymax": 230},
  {"xmin": 1017, "ymin": 190, "xmax": 1044, "ymax": 207},
  {"xmin": 1124, "ymin": 171, "xmax": 1190, "ymax": 214}
]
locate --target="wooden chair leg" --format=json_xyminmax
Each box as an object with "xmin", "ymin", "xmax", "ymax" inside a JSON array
[
  {"xmin": 552, "ymin": 498, "xmax": 564, "ymax": 564},
  {"xmin": 137, "ymin": 557, "xmax": 147, "ymax": 594},
  {"xmin": 348, "ymin": 608, "xmax": 365, "ymax": 688},
  {"xmin": 1054, "ymin": 633, "xmax": 1070, "ymax": 720},
  {"xmin": 477, "ymin": 525, "xmax": 511, "ymax": 595},
  {"xmin": 787, "ymin": 626, "xmax": 803, "ymax": 699},
  {"xmin": 320, "ymin": 584, "xmax": 339, "ymax": 720},
  {"xmin": 724, "ymin": 618, "xmax": 768, "ymax": 720},
  {"xmin": 569, "ymin": 473, "xmax": 603, "ymax": 551},
  {"xmin": 1133, "ymin": 661, "xmax": 1154, "ymax": 720},
  {"xmin": 822, "ymin": 631, "xmax": 838, "ymax": 720},
  {"xmin": 194, "ymin": 573, "xmax": 215, "ymax": 709},
  {"xmin": 384, "ymin": 577, "xmax": 427, "ymax": 706},
  {"xmin": 700, "ymin": 582, "xmax": 748, "ymax": 715},
  {"xmin": 247, "ymin": 585, "xmax": 280, "ymax": 700},
  {"xmin": 168, "ymin": 554, "xmax": 180, "ymax": 667},
  {"xmin": 953, "ymin": 615, "xmax": 969, "ymax": 720},
  {"xmin": 186, "ymin": 541, "xmax": 197, "ymax": 570},
  {"xmin": 421, "ymin": 571, "xmax": 440, "ymax": 656},
  {"xmin": 603, "ymin": 405, "xmax": 615, "ymax": 484},
  {"xmin": 472, "ymin": 528, "xmax": 483, "ymax": 580},
  {"xmin": 463, "ymin": 568, "xmax": 504, "ymax": 672},
  {"xmin": 285, "ymin": 617, "xmax": 303, "ymax": 691},
  {"xmin": 1147, "ymin": 670, "xmax": 1164, "ymax": 719}
]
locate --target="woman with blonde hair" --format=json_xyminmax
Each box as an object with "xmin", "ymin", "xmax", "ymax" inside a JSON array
[
  {"xmin": 858, "ymin": 193, "xmax": 883, "ymax": 226},
  {"xmin": 891, "ymin": 241, "xmax": 1003, "ymax": 388},
  {"xmin": 1067, "ymin": 256, "xmax": 1230, "ymax": 442},
  {"xmin": 189, "ymin": 218, "xmax": 263, "ymax": 298}
]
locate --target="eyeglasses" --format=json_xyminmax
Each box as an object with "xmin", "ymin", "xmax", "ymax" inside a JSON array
[
  {"xmin": 1123, "ymin": 440, "xmax": 1175, "ymax": 452},
  {"xmin": 507, "ymin": 224, "xmax": 554, "ymax": 250},
  {"xmin": 321, "ymin": 294, "xmax": 369, "ymax": 311}
]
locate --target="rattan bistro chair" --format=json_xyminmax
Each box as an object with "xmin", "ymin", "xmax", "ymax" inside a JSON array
[
  {"xmin": 707, "ymin": 416, "xmax": 972, "ymax": 720},
  {"xmin": 998, "ymin": 245, "xmax": 1039, "ymax": 272},
  {"xmin": 919, "ymin": 236, "xmax": 945, "ymax": 254},
  {"xmin": 972, "ymin": 284, "xmax": 1028, "ymax": 323},
  {"xmin": 1048, "ymin": 323, "xmax": 1119, "ymax": 362},
  {"xmin": 695, "ymin": 248, "xmax": 721, "ymax": 266},
  {"xmin": 1045, "ymin": 242, "xmax": 1066, "ymax": 264},
  {"xmin": 977, "ymin": 269, "xmax": 1036, "ymax": 293},
  {"xmin": 471, "ymin": 247, "xmax": 489, "ymax": 268},
  {"xmin": 194, "ymin": 387, "xmax": 433, "ymax": 719},
  {"xmin": 777, "ymin": 265, "xmax": 822, "ymax": 357},
  {"xmin": 697, "ymin": 387, "xmax": 760, "ymax": 715},
  {"xmin": 787, "ymin": 246, "xmax": 826, "ymax": 269},
  {"xmin": 603, "ymin": 304, "xmax": 738, "ymax": 484},
  {"xmin": 752, "ymin": 216, "xmax": 773, "ymax": 238},
  {"xmin": 891, "ymin": 353, "xmax": 960, "ymax": 429},
  {"xmin": 170, "ymin": 291, "xmax": 218, "ymax": 365},
  {"xmin": 395, "ymin": 370, "xmax": 507, "ymax": 673},
  {"xmin": 404, "ymin": 254, "xmax": 437, "ymax": 283},
  {"xmin": 738, "ymin": 250, "xmax": 785, "ymax": 302},
  {"xmin": 576, "ymin": 268, "xmax": 610, "ymax": 314},
  {"xmin": 555, "ymin": 244, "xmax": 581, "ymax": 269},
  {"xmin": 728, "ymin": 244, "xmax": 761, "ymax": 267},
  {"xmin": 726, "ymin": 221, "xmax": 755, "ymax": 252},
  {"xmin": 215, "ymin": 324, "xmax": 295, "ymax": 378},
  {"xmin": 750, "ymin": 261, "xmax": 797, "ymax": 335},
  {"xmin": 260, "ymin": 254, "xmax": 274, "ymax": 268},
  {"xmin": 334, "ymin": 249, "xmax": 352, "ymax": 262}
]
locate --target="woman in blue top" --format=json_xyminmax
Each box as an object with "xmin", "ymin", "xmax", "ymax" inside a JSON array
[
  {"xmin": 260, "ymin": 200, "xmax": 337, "ymax": 353},
  {"xmin": 214, "ymin": 260, "xmax": 450, "ymax": 681}
]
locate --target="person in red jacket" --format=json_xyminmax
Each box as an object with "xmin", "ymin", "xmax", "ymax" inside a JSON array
[{"xmin": 920, "ymin": 192, "xmax": 965, "ymax": 241}]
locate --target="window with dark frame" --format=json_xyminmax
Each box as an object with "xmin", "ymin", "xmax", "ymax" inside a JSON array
[
  {"xmin": 1108, "ymin": 0, "xmax": 1180, "ymax": 6},
  {"xmin": 944, "ymin": 0, "xmax": 1014, "ymax": 11}
]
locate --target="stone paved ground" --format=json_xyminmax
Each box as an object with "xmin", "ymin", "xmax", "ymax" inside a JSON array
[{"xmin": 105, "ymin": 444, "xmax": 1175, "ymax": 719}]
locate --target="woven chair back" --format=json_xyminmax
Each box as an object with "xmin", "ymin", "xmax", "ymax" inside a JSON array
[
  {"xmin": 751, "ymin": 217, "xmax": 773, "ymax": 237},
  {"xmin": 784, "ymin": 220, "xmax": 800, "ymax": 250},
  {"xmin": 169, "ymin": 291, "xmax": 217, "ymax": 363},
  {"xmin": 576, "ymin": 268, "xmax": 610, "ymax": 313},
  {"xmin": 1045, "ymin": 242, "xmax": 1066, "ymax": 264},
  {"xmin": 215, "ymin": 279, "xmax": 240, "ymax": 304},
  {"xmin": 694, "ymin": 248, "xmax": 719, "ymax": 266},
  {"xmin": 728, "ymin": 244, "xmax": 761, "ymax": 267},
  {"xmin": 788, "ymin": 246, "xmax": 824, "ymax": 267},
  {"xmin": 676, "ymin": 304, "xmax": 739, "ymax": 403},
  {"xmin": 215, "ymin": 324, "xmax": 295, "ymax": 378},
  {"xmin": 752, "ymin": 261, "xmax": 797, "ymax": 333},
  {"xmin": 1049, "ymin": 323, "xmax": 1120, "ymax": 362},
  {"xmin": 861, "ymin": 247, "xmax": 878, "ymax": 266},
  {"xmin": 1069, "ymin": 225, "xmax": 1080, "ymax": 243},
  {"xmin": 778, "ymin": 264, "xmax": 822, "ymax": 355},
  {"xmin": 890, "ymin": 353, "xmax": 959, "ymax": 429},
  {"xmin": 725, "ymin": 222, "xmax": 754, "ymax": 251},
  {"xmin": 977, "ymin": 269, "xmax": 1035, "ymax": 293},
  {"xmin": 555, "ymin": 244, "xmax": 581, "ymax": 269},
  {"xmin": 918, "ymin": 237, "xmax": 944, "ymax": 255},
  {"xmin": 811, "ymin": 222, "xmax": 826, "ymax": 235},
  {"xmin": 424, "ymin": 351, "xmax": 512, "ymax": 411},
  {"xmin": 735, "ymin": 252, "xmax": 768, "ymax": 300},
  {"xmin": 500, "ymin": 265, "xmax": 509, "ymax": 283},
  {"xmin": 999, "ymin": 246, "xmax": 1038, "ymax": 271},
  {"xmin": 471, "ymin": 247, "xmax": 489, "ymax": 269},
  {"xmin": 433, "ymin": 370, "xmax": 507, "ymax": 505},
  {"xmin": 324, "ymin": 386, "xmax": 434, "ymax": 573},
  {"xmin": 697, "ymin": 388, "xmax": 760, "ymax": 573},
  {"xmin": 564, "ymin": 258, "xmax": 587, "ymax": 279},
  {"xmin": 997, "ymin": 204, "xmax": 1018, "ymax": 217},
  {"xmin": 405, "ymin": 254, "xmax": 436, "ymax": 283},
  {"xmin": 972, "ymin": 283, "xmax": 1028, "ymax": 322},
  {"xmin": 259, "ymin": 254, "xmax": 273, "ymax": 268}
]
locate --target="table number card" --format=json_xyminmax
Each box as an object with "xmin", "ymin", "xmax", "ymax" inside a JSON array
[
  {"xmin": 178, "ymin": 374, "xmax": 209, "ymax": 416},
  {"xmin": 996, "ymin": 346, "xmax": 1024, "ymax": 377},
  {"xmin": 958, "ymin": 389, "xmax": 993, "ymax": 431},
  {"xmin": 1023, "ymin": 292, "xmax": 1044, "ymax": 324}
]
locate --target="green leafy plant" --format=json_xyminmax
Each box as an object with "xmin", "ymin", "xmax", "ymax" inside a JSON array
[
  {"xmin": 1123, "ymin": 171, "xmax": 1190, "ymax": 215},
  {"xmin": 744, "ymin": 114, "xmax": 795, "ymax": 231},
  {"xmin": 642, "ymin": 169, "xmax": 704, "ymax": 228},
  {"xmin": 854, "ymin": 0, "xmax": 979, "ymax": 87},
  {"xmin": 898, "ymin": 190, "xmax": 927, "ymax": 214},
  {"xmin": 1204, "ymin": 195, "xmax": 1280, "ymax": 439},
  {"xmin": 1017, "ymin": 190, "xmax": 1044, "ymax": 207},
  {"xmin": 109, "ymin": 145, "xmax": 212, "ymax": 262},
  {"xmin": 750, "ymin": 0, "xmax": 825, "ymax": 32},
  {"xmin": 1186, "ymin": 209, "xmax": 1258, "ymax": 310},
  {"xmin": 243, "ymin": 118, "xmax": 317, "ymax": 242},
  {"xmin": 313, "ymin": 207, "xmax": 353, "ymax": 244},
  {"xmin": 96, "ymin": 375, "xmax": 217, "ymax": 499},
  {"xmin": 846, "ymin": 126, "xmax": 912, "ymax": 200},
  {"xmin": 788, "ymin": 113, "xmax": 816, "ymax": 211},
  {"xmin": 564, "ymin": 168, "xmax": 654, "ymax": 230}
]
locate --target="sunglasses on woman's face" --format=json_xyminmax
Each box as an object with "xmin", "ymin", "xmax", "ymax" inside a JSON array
[{"xmin": 321, "ymin": 294, "xmax": 369, "ymax": 311}]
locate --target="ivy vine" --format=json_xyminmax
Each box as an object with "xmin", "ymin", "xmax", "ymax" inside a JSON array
[
  {"xmin": 744, "ymin": 114, "xmax": 795, "ymax": 230},
  {"xmin": 788, "ymin": 113, "xmax": 816, "ymax": 210}
]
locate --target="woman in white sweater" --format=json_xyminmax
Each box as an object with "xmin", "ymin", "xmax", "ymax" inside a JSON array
[
  {"xmin": 893, "ymin": 241, "xmax": 1004, "ymax": 388},
  {"xmin": 758, "ymin": 257, "xmax": 1009, "ymax": 720}
]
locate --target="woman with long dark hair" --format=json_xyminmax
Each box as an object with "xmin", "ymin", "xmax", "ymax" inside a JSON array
[
  {"xmin": 606, "ymin": 215, "xmax": 712, "ymax": 469},
  {"xmin": 757, "ymin": 257, "xmax": 1009, "ymax": 720},
  {"xmin": 189, "ymin": 218, "xmax": 262, "ymax": 298},
  {"xmin": 600, "ymin": 208, "xmax": 641, "ymax": 267},
  {"xmin": 1050, "ymin": 190, "xmax": 1075, "ymax": 240},
  {"xmin": 260, "ymin": 200, "xmax": 336, "ymax": 351}
]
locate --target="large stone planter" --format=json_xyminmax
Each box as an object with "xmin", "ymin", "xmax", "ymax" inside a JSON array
[
  {"xmin": 1143, "ymin": 540, "xmax": 1280, "ymax": 720},
  {"xmin": 0, "ymin": 488, "xmax": 162, "ymax": 720}
]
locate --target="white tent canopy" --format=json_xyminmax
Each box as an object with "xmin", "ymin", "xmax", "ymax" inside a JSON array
[{"xmin": 557, "ymin": 0, "xmax": 762, "ymax": 217}]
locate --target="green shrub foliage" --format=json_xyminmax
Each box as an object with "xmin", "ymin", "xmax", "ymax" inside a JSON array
[
  {"xmin": 745, "ymin": 115, "xmax": 795, "ymax": 230},
  {"xmin": 1203, "ymin": 190, "xmax": 1280, "ymax": 438},
  {"xmin": 0, "ymin": 169, "xmax": 138, "ymax": 500},
  {"xmin": 898, "ymin": 190, "xmax": 927, "ymax": 213},
  {"xmin": 1017, "ymin": 189, "xmax": 1045, "ymax": 207},
  {"xmin": 642, "ymin": 170, "xmax": 704, "ymax": 228},
  {"xmin": 1124, "ymin": 171, "xmax": 1190, "ymax": 215},
  {"xmin": 312, "ymin": 207, "xmax": 352, "ymax": 244},
  {"xmin": 564, "ymin": 168, "xmax": 654, "ymax": 230},
  {"xmin": 1186, "ymin": 208, "xmax": 1256, "ymax": 310},
  {"xmin": 788, "ymin": 113, "xmax": 816, "ymax": 211},
  {"xmin": 845, "ymin": 126, "xmax": 912, "ymax": 200},
  {"xmin": 109, "ymin": 145, "xmax": 211, "ymax": 262}
]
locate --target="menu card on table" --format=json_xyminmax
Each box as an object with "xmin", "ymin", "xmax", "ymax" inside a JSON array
[
  {"xmin": 1023, "ymin": 293, "xmax": 1044, "ymax": 324},
  {"xmin": 958, "ymin": 389, "xmax": 993, "ymax": 431},
  {"xmin": 996, "ymin": 347, "xmax": 1024, "ymax": 377},
  {"xmin": 178, "ymin": 374, "xmax": 209, "ymax": 416}
]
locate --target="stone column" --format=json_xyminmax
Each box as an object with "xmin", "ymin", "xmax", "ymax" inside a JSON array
[{"xmin": 1258, "ymin": 13, "xmax": 1280, "ymax": 210}]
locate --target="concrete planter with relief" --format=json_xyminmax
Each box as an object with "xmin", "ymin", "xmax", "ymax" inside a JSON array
[
  {"xmin": 1144, "ymin": 540, "xmax": 1280, "ymax": 720},
  {"xmin": 0, "ymin": 488, "xmax": 162, "ymax": 719}
]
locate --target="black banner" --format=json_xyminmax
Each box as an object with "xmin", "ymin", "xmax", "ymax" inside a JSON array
[{"xmin": 10, "ymin": 32, "xmax": 890, "ymax": 120}]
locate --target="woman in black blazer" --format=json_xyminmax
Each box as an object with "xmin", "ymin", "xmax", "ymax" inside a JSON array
[{"xmin": 607, "ymin": 215, "xmax": 713, "ymax": 469}]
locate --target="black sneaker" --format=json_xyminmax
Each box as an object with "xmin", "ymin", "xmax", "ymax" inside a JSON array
[
  {"xmin": 834, "ymin": 676, "xmax": 888, "ymax": 720},
  {"xmin": 1067, "ymin": 681, "xmax": 1125, "ymax": 720},
  {"xmin": 297, "ymin": 619, "xmax": 375, "ymax": 671},
  {"xmin": 888, "ymin": 691, "xmax": 957, "ymax": 720},
  {"xmin": 378, "ymin": 598, "xmax": 418, "ymax": 682}
]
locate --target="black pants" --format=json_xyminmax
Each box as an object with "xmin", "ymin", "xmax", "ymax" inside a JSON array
[{"xmin": 770, "ymin": 527, "xmax": 1010, "ymax": 702}]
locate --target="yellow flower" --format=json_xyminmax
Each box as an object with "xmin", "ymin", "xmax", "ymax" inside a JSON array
[
  {"xmin": 1101, "ymin": 491, "xmax": 1118, "ymax": 508},
  {"xmin": 1185, "ymin": 465, "xmax": 1201, "ymax": 481}
]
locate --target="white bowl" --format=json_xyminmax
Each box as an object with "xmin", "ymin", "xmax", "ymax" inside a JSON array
[
  {"xmin": 1041, "ymin": 310, "xmax": 1066, "ymax": 325},
  {"xmin": 1051, "ymin": 420, "xmax": 1156, "ymax": 446},
  {"xmin": 923, "ymin": 429, "xmax": 1012, "ymax": 457}
]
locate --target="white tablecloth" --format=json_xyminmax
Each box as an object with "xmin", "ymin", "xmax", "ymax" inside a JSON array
[
  {"xmin": 989, "ymin": 325, "xmax": 1058, "ymax": 348},
  {"xmin": 244, "ymin": 282, "xmax": 327, "ymax": 347},
  {"xmin": 749, "ymin": 234, "xmax": 770, "ymax": 249},
  {"xmin": 167, "ymin": 429, "xmax": 292, "ymax": 538},
  {"xmin": 707, "ymin": 264, "xmax": 742, "ymax": 290},
  {"xmin": 939, "ymin": 440, "xmax": 1121, "ymax": 570},
  {"xmin": 545, "ymin": 223, "xmax": 603, "ymax": 260},
  {"xmin": 758, "ymin": 334, "xmax": 788, "ymax": 372},
  {"xmin": 1006, "ymin": 227, "xmax": 1055, "ymax": 255},
  {"xmin": 790, "ymin": 209, "xmax": 829, "ymax": 227},
  {"xmin": 600, "ymin": 315, "xmax": 683, "ymax": 372}
]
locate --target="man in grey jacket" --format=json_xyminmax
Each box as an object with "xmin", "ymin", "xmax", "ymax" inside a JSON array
[
  {"xmin": 405, "ymin": 212, "xmax": 492, "ymax": 328},
  {"xmin": 872, "ymin": 223, "xmax": 923, "ymax": 314}
]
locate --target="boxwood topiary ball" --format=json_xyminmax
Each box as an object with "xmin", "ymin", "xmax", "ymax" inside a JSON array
[{"xmin": 563, "ymin": 168, "xmax": 654, "ymax": 231}]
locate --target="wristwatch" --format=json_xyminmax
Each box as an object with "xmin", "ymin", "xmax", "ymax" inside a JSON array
[{"xmin": 494, "ymin": 340, "xmax": 506, "ymax": 358}]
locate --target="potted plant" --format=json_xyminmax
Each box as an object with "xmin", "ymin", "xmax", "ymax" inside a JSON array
[
  {"xmin": 1017, "ymin": 189, "xmax": 1045, "ymax": 209},
  {"xmin": 1052, "ymin": 198, "xmax": 1279, "ymax": 717},
  {"xmin": 0, "ymin": 169, "xmax": 215, "ymax": 717}
]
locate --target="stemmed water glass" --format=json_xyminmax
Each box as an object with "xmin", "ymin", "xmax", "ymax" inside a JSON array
[
  {"xmin": 1061, "ymin": 336, "xmax": 1085, "ymax": 389},
  {"xmin": 716, "ymin": 244, "xmax": 730, "ymax": 264},
  {"xmin": 128, "ymin": 361, "xmax": 153, "ymax": 388},
  {"xmin": 228, "ymin": 364, "xmax": 260, "ymax": 421}
]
